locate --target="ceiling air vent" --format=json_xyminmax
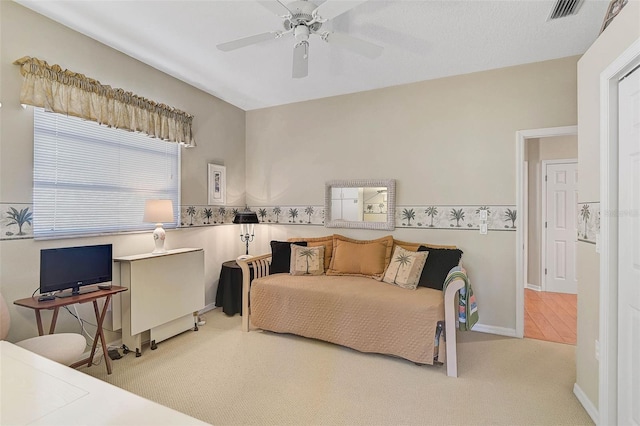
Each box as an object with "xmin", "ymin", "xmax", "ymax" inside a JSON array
[{"xmin": 548, "ymin": 0, "xmax": 584, "ymax": 20}]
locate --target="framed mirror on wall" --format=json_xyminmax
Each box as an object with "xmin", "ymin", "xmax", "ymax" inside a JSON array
[{"xmin": 325, "ymin": 179, "xmax": 396, "ymax": 230}]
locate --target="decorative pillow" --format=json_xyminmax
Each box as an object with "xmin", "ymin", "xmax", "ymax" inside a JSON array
[
  {"xmin": 416, "ymin": 246, "xmax": 463, "ymax": 290},
  {"xmin": 393, "ymin": 239, "xmax": 457, "ymax": 252},
  {"xmin": 270, "ymin": 240, "xmax": 307, "ymax": 274},
  {"xmin": 326, "ymin": 235, "xmax": 394, "ymax": 280},
  {"xmin": 382, "ymin": 246, "xmax": 428, "ymax": 290},
  {"xmin": 288, "ymin": 235, "xmax": 334, "ymax": 270},
  {"xmin": 290, "ymin": 245, "xmax": 325, "ymax": 276}
]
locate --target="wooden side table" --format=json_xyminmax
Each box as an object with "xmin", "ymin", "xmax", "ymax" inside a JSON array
[{"xmin": 14, "ymin": 286, "xmax": 127, "ymax": 375}]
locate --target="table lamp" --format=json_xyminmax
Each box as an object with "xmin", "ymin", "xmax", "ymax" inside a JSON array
[
  {"xmin": 233, "ymin": 210, "xmax": 259, "ymax": 255},
  {"xmin": 143, "ymin": 199, "xmax": 174, "ymax": 254}
]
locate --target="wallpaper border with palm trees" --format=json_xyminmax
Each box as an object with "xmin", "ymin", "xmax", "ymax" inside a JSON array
[
  {"xmin": 244, "ymin": 204, "xmax": 519, "ymax": 230},
  {"xmin": 0, "ymin": 202, "xmax": 34, "ymax": 240},
  {"xmin": 577, "ymin": 202, "xmax": 599, "ymax": 245},
  {"xmin": 179, "ymin": 205, "xmax": 248, "ymax": 227},
  {"xmin": 250, "ymin": 205, "xmax": 325, "ymax": 225},
  {"xmin": 395, "ymin": 205, "xmax": 517, "ymax": 231},
  {"xmin": 179, "ymin": 205, "xmax": 327, "ymax": 227},
  {"xmin": 1, "ymin": 202, "xmax": 522, "ymax": 240}
]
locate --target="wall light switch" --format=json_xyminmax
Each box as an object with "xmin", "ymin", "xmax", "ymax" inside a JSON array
[
  {"xmin": 480, "ymin": 210, "xmax": 488, "ymax": 220},
  {"xmin": 480, "ymin": 223, "xmax": 488, "ymax": 235}
]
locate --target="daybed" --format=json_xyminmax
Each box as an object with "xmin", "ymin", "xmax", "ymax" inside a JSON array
[{"xmin": 238, "ymin": 235, "xmax": 471, "ymax": 377}]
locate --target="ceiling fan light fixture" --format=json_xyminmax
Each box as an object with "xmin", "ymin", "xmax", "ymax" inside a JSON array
[{"xmin": 294, "ymin": 24, "xmax": 310, "ymax": 42}]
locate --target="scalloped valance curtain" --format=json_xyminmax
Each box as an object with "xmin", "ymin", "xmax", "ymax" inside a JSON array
[{"xmin": 14, "ymin": 56, "xmax": 195, "ymax": 146}]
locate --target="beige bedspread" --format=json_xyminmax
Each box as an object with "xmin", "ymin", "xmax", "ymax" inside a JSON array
[{"xmin": 250, "ymin": 274, "xmax": 445, "ymax": 364}]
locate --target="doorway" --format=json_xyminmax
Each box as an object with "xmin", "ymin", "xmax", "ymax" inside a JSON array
[
  {"xmin": 515, "ymin": 126, "xmax": 577, "ymax": 339},
  {"xmin": 522, "ymin": 136, "xmax": 578, "ymax": 344}
]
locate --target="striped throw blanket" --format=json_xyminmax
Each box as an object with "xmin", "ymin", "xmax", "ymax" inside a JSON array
[{"xmin": 444, "ymin": 266, "xmax": 478, "ymax": 331}]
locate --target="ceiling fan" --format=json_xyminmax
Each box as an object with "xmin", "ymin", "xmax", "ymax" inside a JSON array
[{"xmin": 216, "ymin": 0, "xmax": 384, "ymax": 78}]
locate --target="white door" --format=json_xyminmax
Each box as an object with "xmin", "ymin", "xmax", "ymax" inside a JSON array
[
  {"xmin": 544, "ymin": 161, "xmax": 578, "ymax": 294},
  {"xmin": 618, "ymin": 66, "xmax": 640, "ymax": 426}
]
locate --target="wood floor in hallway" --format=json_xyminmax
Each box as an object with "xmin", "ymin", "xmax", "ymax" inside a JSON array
[{"xmin": 524, "ymin": 288, "xmax": 576, "ymax": 345}]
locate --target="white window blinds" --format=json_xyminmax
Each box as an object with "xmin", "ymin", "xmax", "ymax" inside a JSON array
[{"xmin": 33, "ymin": 108, "xmax": 180, "ymax": 238}]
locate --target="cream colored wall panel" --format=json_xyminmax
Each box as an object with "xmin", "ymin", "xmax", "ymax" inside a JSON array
[
  {"xmin": 577, "ymin": 1, "xmax": 640, "ymax": 204},
  {"xmin": 575, "ymin": 0, "xmax": 640, "ymax": 411},
  {"xmin": 246, "ymin": 57, "xmax": 578, "ymax": 208},
  {"xmin": 576, "ymin": 242, "xmax": 601, "ymax": 409},
  {"xmin": 539, "ymin": 135, "xmax": 578, "ymax": 160}
]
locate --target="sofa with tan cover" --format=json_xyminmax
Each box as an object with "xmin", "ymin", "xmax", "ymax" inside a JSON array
[{"xmin": 238, "ymin": 234, "xmax": 468, "ymax": 377}]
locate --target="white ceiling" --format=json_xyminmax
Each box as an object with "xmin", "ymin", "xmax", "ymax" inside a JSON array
[{"xmin": 15, "ymin": 0, "xmax": 609, "ymax": 111}]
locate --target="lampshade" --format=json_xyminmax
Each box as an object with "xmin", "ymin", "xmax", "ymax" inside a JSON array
[
  {"xmin": 143, "ymin": 200, "xmax": 174, "ymax": 223},
  {"xmin": 143, "ymin": 200, "xmax": 174, "ymax": 254},
  {"xmin": 233, "ymin": 211, "xmax": 259, "ymax": 224}
]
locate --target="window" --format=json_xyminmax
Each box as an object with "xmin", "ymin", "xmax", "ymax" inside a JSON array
[{"xmin": 33, "ymin": 108, "xmax": 180, "ymax": 238}]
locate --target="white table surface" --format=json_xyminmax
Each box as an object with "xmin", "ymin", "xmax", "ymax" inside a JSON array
[{"xmin": 0, "ymin": 341, "xmax": 209, "ymax": 425}]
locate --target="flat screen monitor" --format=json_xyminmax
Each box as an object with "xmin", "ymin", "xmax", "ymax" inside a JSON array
[{"xmin": 40, "ymin": 244, "xmax": 113, "ymax": 298}]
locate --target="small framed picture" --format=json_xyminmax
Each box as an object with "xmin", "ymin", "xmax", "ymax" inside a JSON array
[{"xmin": 208, "ymin": 164, "xmax": 226, "ymax": 205}]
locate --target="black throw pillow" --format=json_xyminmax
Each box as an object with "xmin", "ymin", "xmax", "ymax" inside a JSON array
[
  {"xmin": 270, "ymin": 241, "xmax": 307, "ymax": 274},
  {"xmin": 416, "ymin": 246, "xmax": 463, "ymax": 290}
]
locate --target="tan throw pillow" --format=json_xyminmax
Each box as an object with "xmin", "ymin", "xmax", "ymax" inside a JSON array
[
  {"xmin": 288, "ymin": 235, "xmax": 334, "ymax": 270},
  {"xmin": 393, "ymin": 239, "xmax": 457, "ymax": 252},
  {"xmin": 326, "ymin": 235, "xmax": 394, "ymax": 280},
  {"xmin": 382, "ymin": 246, "xmax": 428, "ymax": 290},
  {"xmin": 290, "ymin": 244, "xmax": 325, "ymax": 276}
]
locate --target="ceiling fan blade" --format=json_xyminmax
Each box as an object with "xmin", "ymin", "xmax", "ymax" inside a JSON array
[
  {"xmin": 217, "ymin": 32, "xmax": 280, "ymax": 52},
  {"xmin": 313, "ymin": 0, "xmax": 368, "ymax": 21},
  {"xmin": 323, "ymin": 31, "xmax": 383, "ymax": 59},
  {"xmin": 292, "ymin": 42, "xmax": 309, "ymax": 79},
  {"xmin": 257, "ymin": 0, "xmax": 292, "ymax": 18}
]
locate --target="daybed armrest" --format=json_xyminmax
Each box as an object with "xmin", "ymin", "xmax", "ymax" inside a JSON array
[
  {"xmin": 443, "ymin": 267, "xmax": 467, "ymax": 378},
  {"xmin": 237, "ymin": 253, "xmax": 272, "ymax": 332}
]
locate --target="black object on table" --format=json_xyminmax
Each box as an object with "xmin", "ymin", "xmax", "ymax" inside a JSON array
[{"xmin": 215, "ymin": 260, "xmax": 253, "ymax": 316}]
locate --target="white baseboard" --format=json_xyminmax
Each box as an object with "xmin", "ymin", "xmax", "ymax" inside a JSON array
[
  {"xmin": 470, "ymin": 323, "xmax": 517, "ymax": 337},
  {"xmin": 525, "ymin": 283, "xmax": 541, "ymax": 291},
  {"xmin": 573, "ymin": 383, "xmax": 598, "ymax": 424}
]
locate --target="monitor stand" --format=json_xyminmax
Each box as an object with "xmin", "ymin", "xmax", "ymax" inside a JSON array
[{"xmin": 55, "ymin": 286, "xmax": 100, "ymax": 298}]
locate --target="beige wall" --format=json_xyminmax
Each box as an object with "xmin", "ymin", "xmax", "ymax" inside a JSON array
[
  {"xmin": 526, "ymin": 136, "xmax": 578, "ymax": 287},
  {"xmin": 0, "ymin": 2, "xmax": 247, "ymax": 342},
  {"xmin": 576, "ymin": 0, "xmax": 640, "ymax": 411},
  {"xmin": 246, "ymin": 56, "xmax": 579, "ymax": 332}
]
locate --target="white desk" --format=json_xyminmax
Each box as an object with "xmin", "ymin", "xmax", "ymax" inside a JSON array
[{"xmin": 0, "ymin": 341, "xmax": 208, "ymax": 425}]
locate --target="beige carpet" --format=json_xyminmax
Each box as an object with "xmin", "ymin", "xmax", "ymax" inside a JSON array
[{"xmin": 81, "ymin": 309, "xmax": 593, "ymax": 425}]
